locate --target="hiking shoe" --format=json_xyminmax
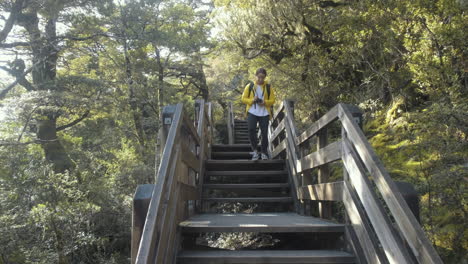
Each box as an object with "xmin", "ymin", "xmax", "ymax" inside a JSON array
[
  {"xmin": 261, "ymin": 153, "xmax": 269, "ymax": 160},
  {"xmin": 251, "ymin": 151, "xmax": 259, "ymax": 161}
]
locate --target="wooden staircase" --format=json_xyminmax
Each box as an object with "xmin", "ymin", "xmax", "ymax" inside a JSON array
[
  {"xmin": 132, "ymin": 100, "xmax": 443, "ymax": 264},
  {"xmin": 177, "ymin": 130, "xmax": 355, "ymax": 263}
]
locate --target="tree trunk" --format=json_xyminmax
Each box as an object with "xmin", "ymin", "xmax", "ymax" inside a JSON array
[
  {"xmin": 19, "ymin": 11, "xmax": 74, "ymax": 173},
  {"xmin": 37, "ymin": 118, "xmax": 74, "ymax": 173}
]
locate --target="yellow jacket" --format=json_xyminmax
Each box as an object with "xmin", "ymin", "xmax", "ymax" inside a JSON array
[{"xmin": 241, "ymin": 80, "xmax": 276, "ymax": 119}]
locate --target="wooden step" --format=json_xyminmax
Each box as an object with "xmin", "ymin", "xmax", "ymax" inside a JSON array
[
  {"xmin": 205, "ymin": 170, "xmax": 289, "ymax": 183},
  {"xmin": 178, "ymin": 250, "xmax": 355, "ymax": 263},
  {"xmin": 206, "ymin": 170, "xmax": 288, "ymax": 177},
  {"xmin": 211, "ymin": 152, "xmax": 253, "ymax": 159},
  {"xmin": 203, "ymin": 183, "xmax": 290, "ymax": 189},
  {"xmin": 180, "ymin": 213, "xmax": 345, "ymax": 233},
  {"xmin": 212, "ymin": 144, "xmax": 256, "ymax": 152},
  {"xmin": 206, "ymin": 160, "xmax": 285, "ymax": 171},
  {"xmin": 202, "ymin": 197, "xmax": 293, "ymax": 204}
]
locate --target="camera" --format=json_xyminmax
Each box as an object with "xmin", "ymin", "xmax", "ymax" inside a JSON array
[{"xmin": 254, "ymin": 98, "xmax": 263, "ymax": 104}]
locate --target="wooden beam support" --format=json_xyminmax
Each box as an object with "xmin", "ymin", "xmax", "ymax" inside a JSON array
[
  {"xmin": 131, "ymin": 184, "xmax": 155, "ymax": 264},
  {"xmin": 270, "ymin": 120, "xmax": 285, "ymax": 142},
  {"xmin": 295, "ymin": 105, "xmax": 339, "ymax": 146},
  {"xmin": 343, "ymin": 138, "xmax": 413, "ymax": 263},
  {"xmin": 339, "ymin": 104, "xmax": 443, "ymax": 264},
  {"xmin": 343, "ymin": 181, "xmax": 386, "ymax": 264},
  {"xmin": 298, "ymin": 181, "xmax": 343, "ymax": 201},
  {"xmin": 181, "ymin": 144, "xmax": 200, "ymax": 173},
  {"xmin": 296, "ymin": 140, "xmax": 342, "ymax": 174}
]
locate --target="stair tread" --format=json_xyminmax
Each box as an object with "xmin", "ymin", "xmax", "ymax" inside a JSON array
[
  {"xmin": 211, "ymin": 152, "xmax": 253, "ymax": 158},
  {"xmin": 178, "ymin": 250, "xmax": 355, "ymax": 263},
  {"xmin": 207, "ymin": 160, "xmax": 284, "ymax": 164},
  {"xmin": 212, "ymin": 151, "xmax": 252, "ymax": 154},
  {"xmin": 180, "ymin": 213, "xmax": 345, "ymax": 233},
  {"xmin": 203, "ymin": 183, "xmax": 289, "ymax": 189},
  {"xmin": 206, "ymin": 170, "xmax": 288, "ymax": 176},
  {"xmin": 202, "ymin": 197, "xmax": 293, "ymax": 203},
  {"xmin": 213, "ymin": 144, "xmax": 252, "ymax": 147}
]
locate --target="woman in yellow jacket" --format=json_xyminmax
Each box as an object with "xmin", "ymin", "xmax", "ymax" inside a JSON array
[{"xmin": 241, "ymin": 68, "xmax": 276, "ymax": 160}]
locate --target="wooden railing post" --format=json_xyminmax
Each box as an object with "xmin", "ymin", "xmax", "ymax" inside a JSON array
[
  {"xmin": 227, "ymin": 102, "xmax": 234, "ymax": 144},
  {"xmin": 341, "ymin": 104, "xmax": 363, "ymax": 183},
  {"xmin": 194, "ymin": 100, "xmax": 202, "ymax": 128},
  {"xmin": 161, "ymin": 105, "xmax": 178, "ymax": 153},
  {"xmin": 131, "ymin": 184, "xmax": 155, "ymax": 264},
  {"xmin": 317, "ymin": 127, "xmax": 332, "ymax": 219}
]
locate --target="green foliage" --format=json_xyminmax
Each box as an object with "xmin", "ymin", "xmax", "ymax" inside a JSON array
[
  {"xmin": 1, "ymin": 0, "xmax": 213, "ymax": 263},
  {"xmin": 212, "ymin": 0, "xmax": 467, "ymax": 261},
  {"xmin": 0, "ymin": 0, "xmax": 466, "ymax": 262}
]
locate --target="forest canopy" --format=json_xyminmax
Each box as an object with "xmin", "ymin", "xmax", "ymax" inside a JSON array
[{"xmin": 0, "ymin": 0, "xmax": 466, "ymax": 263}]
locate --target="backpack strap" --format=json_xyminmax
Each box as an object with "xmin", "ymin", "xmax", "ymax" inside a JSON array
[
  {"xmin": 247, "ymin": 81, "xmax": 254, "ymax": 98},
  {"xmin": 248, "ymin": 82, "xmax": 271, "ymax": 99},
  {"xmin": 266, "ymin": 83, "xmax": 271, "ymax": 99}
]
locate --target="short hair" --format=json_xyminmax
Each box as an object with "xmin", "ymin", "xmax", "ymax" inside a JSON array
[{"xmin": 255, "ymin": 68, "xmax": 267, "ymax": 76}]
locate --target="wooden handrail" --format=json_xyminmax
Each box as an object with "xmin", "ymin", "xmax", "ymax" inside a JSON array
[
  {"xmin": 134, "ymin": 101, "xmax": 213, "ymax": 264},
  {"xmin": 269, "ymin": 100, "xmax": 443, "ymax": 264},
  {"xmin": 227, "ymin": 102, "xmax": 235, "ymax": 144}
]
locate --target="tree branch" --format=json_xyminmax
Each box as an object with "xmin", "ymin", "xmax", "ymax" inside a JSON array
[
  {"xmin": 0, "ymin": 138, "xmax": 58, "ymax": 146},
  {"xmin": 0, "ymin": 63, "xmax": 35, "ymax": 96},
  {"xmin": 17, "ymin": 105, "xmax": 39, "ymax": 142},
  {"xmin": 56, "ymin": 110, "xmax": 90, "ymax": 131},
  {"xmin": 0, "ymin": 63, "xmax": 35, "ymax": 99},
  {"xmin": 0, "ymin": 41, "xmax": 30, "ymax": 48},
  {"xmin": 0, "ymin": 0, "xmax": 25, "ymax": 42}
]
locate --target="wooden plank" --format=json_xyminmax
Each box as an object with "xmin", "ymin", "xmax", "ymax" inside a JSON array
[
  {"xmin": 342, "ymin": 138, "xmax": 413, "ymax": 263},
  {"xmin": 295, "ymin": 105, "xmax": 339, "ymax": 146},
  {"xmin": 296, "ymin": 140, "xmax": 342, "ymax": 174},
  {"xmin": 179, "ymin": 182, "xmax": 198, "ymax": 201},
  {"xmin": 180, "ymin": 213, "xmax": 345, "ymax": 233},
  {"xmin": 271, "ymin": 139, "xmax": 287, "ymax": 158},
  {"xmin": 136, "ymin": 103, "xmax": 184, "ymax": 264},
  {"xmin": 161, "ymin": 188, "xmax": 183, "ymax": 263},
  {"xmin": 344, "ymin": 225, "xmax": 366, "ymax": 264},
  {"xmin": 281, "ymin": 104, "xmax": 300, "ymax": 165},
  {"xmin": 283, "ymin": 100, "xmax": 298, "ymax": 138},
  {"xmin": 205, "ymin": 170, "xmax": 288, "ymax": 176},
  {"xmin": 271, "ymin": 100, "xmax": 285, "ymax": 123},
  {"xmin": 317, "ymin": 128, "xmax": 332, "ymax": 219},
  {"xmin": 181, "ymin": 144, "xmax": 200, "ymax": 172},
  {"xmin": 281, "ymin": 108, "xmax": 302, "ymax": 210},
  {"xmin": 182, "ymin": 112, "xmax": 200, "ymax": 145},
  {"xmin": 338, "ymin": 104, "xmax": 443, "ymax": 264},
  {"xmin": 196, "ymin": 100, "xmax": 206, "ymax": 202},
  {"xmin": 155, "ymin": 160, "xmax": 183, "ymax": 263},
  {"xmin": 298, "ymin": 181, "xmax": 343, "ymax": 201},
  {"xmin": 131, "ymin": 184, "xmax": 154, "ymax": 264},
  {"xmin": 202, "ymin": 197, "xmax": 293, "ymax": 203},
  {"xmin": 270, "ymin": 120, "xmax": 285, "ymax": 142},
  {"xmin": 227, "ymin": 102, "xmax": 234, "ymax": 144},
  {"xmin": 203, "ymin": 183, "xmax": 289, "ymax": 189},
  {"xmin": 178, "ymin": 250, "xmax": 355, "ymax": 263},
  {"xmin": 342, "ymin": 181, "xmax": 386, "ymax": 264}
]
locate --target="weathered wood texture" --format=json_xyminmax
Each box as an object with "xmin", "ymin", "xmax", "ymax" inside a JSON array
[
  {"xmin": 134, "ymin": 101, "xmax": 213, "ymax": 264},
  {"xmin": 266, "ymin": 100, "xmax": 443, "ymax": 264},
  {"xmin": 338, "ymin": 104, "xmax": 442, "ymax": 264},
  {"xmin": 227, "ymin": 102, "xmax": 235, "ymax": 144}
]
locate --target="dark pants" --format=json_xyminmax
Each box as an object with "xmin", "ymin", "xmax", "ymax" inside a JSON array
[{"xmin": 247, "ymin": 112, "xmax": 269, "ymax": 155}]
